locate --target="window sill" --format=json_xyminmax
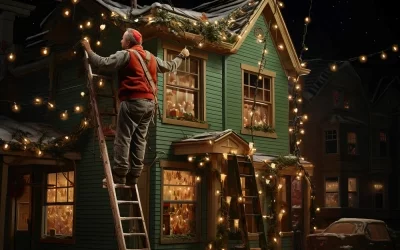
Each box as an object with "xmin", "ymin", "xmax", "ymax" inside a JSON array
[
  {"xmin": 241, "ymin": 128, "xmax": 277, "ymax": 139},
  {"xmin": 40, "ymin": 236, "xmax": 75, "ymax": 244},
  {"xmin": 162, "ymin": 117, "xmax": 209, "ymax": 129},
  {"xmin": 160, "ymin": 236, "xmax": 199, "ymax": 244}
]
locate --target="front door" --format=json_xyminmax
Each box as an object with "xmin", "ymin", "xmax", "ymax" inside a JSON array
[{"xmin": 6, "ymin": 167, "xmax": 33, "ymax": 250}]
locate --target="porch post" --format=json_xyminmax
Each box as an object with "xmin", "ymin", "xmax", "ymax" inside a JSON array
[{"xmin": 0, "ymin": 162, "xmax": 9, "ymax": 248}]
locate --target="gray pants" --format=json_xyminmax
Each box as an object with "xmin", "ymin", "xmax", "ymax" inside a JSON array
[{"xmin": 113, "ymin": 99, "xmax": 155, "ymax": 178}]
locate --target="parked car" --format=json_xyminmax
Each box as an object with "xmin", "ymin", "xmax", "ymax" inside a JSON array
[{"xmin": 307, "ymin": 218, "xmax": 395, "ymax": 250}]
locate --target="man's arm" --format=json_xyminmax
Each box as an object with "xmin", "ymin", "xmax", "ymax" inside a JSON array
[
  {"xmin": 156, "ymin": 48, "xmax": 190, "ymax": 73},
  {"xmin": 87, "ymin": 50, "xmax": 130, "ymax": 70}
]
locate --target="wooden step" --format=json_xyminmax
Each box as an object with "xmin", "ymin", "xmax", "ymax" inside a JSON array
[
  {"xmin": 117, "ymin": 200, "xmax": 139, "ymax": 205},
  {"xmin": 124, "ymin": 232, "xmax": 146, "ymax": 236},
  {"xmin": 120, "ymin": 217, "xmax": 143, "ymax": 221}
]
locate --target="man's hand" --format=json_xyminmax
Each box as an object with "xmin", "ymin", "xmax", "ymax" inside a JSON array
[
  {"xmin": 81, "ymin": 39, "xmax": 92, "ymax": 53},
  {"xmin": 180, "ymin": 47, "xmax": 190, "ymax": 58}
]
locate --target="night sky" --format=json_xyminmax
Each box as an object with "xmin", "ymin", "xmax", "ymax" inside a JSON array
[{"xmin": 14, "ymin": 0, "xmax": 400, "ymax": 66}]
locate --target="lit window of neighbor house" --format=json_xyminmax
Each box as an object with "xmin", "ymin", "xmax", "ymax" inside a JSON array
[
  {"xmin": 379, "ymin": 131, "xmax": 387, "ymax": 157},
  {"xmin": 163, "ymin": 49, "xmax": 206, "ymax": 128},
  {"xmin": 373, "ymin": 182, "xmax": 384, "ymax": 209},
  {"xmin": 43, "ymin": 171, "xmax": 74, "ymax": 239},
  {"xmin": 347, "ymin": 132, "xmax": 357, "ymax": 155},
  {"xmin": 325, "ymin": 130, "xmax": 337, "ymax": 154},
  {"xmin": 348, "ymin": 178, "xmax": 358, "ymax": 208},
  {"xmin": 161, "ymin": 169, "xmax": 199, "ymax": 243},
  {"xmin": 325, "ymin": 177, "xmax": 339, "ymax": 207}
]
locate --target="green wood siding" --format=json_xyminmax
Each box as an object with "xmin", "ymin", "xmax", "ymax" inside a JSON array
[{"xmin": 226, "ymin": 15, "xmax": 289, "ymax": 156}]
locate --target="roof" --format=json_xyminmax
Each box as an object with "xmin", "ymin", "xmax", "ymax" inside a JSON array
[
  {"xmin": 325, "ymin": 114, "xmax": 367, "ymax": 126},
  {"xmin": 253, "ymin": 153, "xmax": 312, "ymax": 165},
  {"xmin": 77, "ymin": 0, "xmax": 309, "ymax": 76},
  {"xmin": 337, "ymin": 218, "xmax": 385, "ymax": 224},
  {"xmin": 0, "ymin": 115, "xmax": 63, "ymax": 144},
  {"xmin": 371, "ymin": 76, "xmax": 400, "ymax": 104}
]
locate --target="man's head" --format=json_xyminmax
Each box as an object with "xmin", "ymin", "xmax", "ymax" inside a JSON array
[{"xmin": 121, "ymin": 28, "xmax": 142, "ymax": 49}]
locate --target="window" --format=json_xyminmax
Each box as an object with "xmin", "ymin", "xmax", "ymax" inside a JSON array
[
  {"xmin": 162, "ymin": 169, "xmax": 198, "ymax": 242},
  {"xmin": 379, "ymin": 131, "xmax": 387, "ymax": 157},
  {"xmin": 325, "ymin": 222, "xmax": 363, "ymax": 234},
  {"xmin": 164, "ymin": 50, "xmax": 205, "ymax": 126},
  {"xmin": 43, "ymin": 171, "xmax": 74, "ymax": 238},
  {"xmin": 366, "ymin": 223, "xmax": 390, "ymax": 241},
  {"xmin": 373, "ymin": 182, "xmax": 384, "ymax": 209},
  {"xmin": 325, "ymin": 130, "xmax": 338, "ymax": 154},
  {"xmin": 242, "ymin": 71, "xmax": 273, "ymax": 130},
  {"xmin": 347, "ymin": 132, "xmax": 357, "ymax": 155},
  {"xmin": 348, "ymin": 178, "xmax": 358, "ymax": 208},
  {"xmin": 325, "ymin": 177, "xmax": 339, "ymax": 207}
]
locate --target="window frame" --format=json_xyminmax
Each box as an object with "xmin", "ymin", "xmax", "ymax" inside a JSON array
[
  {"xmin": 347, "ymin": 177, "xmax": 358, "ymax": 208},
  {"xmin": 324, "ymin": 130, "xmax": 338, "ymax": 154},
  {"xmin": 41, "ymin": 170, "xmax": 76, "ymax": 243},
  {"xmin": 347, "ymin": 132, "xmax": 358, "ymax": 155},
  {"xmin": 161, "ymin": 44, "xmax": 208, "ymax": 129},
  {"xmin": 324, "ymin": 177, "xmax": 340, "ymax": 208},
  {"xmin": 160, "ymin": 160, "xmax": 201, "ymax": 244},
  {"xmin": 240, "ymin": 64, "xmax": 277, "ymax": 138}
]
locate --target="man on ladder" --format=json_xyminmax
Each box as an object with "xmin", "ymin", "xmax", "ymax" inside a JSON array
[{"xmin": 81, "ymin": 28, "xmax": 189, "ymax": 186}]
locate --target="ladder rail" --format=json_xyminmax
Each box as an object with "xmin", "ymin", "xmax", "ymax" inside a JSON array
[
  {"xmin": 135, "ymin": 184, "xmax": 151, "ymax": 248},
  {"xmin": 84, "ymin": 51, "xmax": 126, "ymax": 250}
]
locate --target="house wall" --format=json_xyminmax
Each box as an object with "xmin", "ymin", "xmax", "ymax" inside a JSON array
[{"xmin": 225, "ymin": 15, "xmax": 289, "ymax": 155}]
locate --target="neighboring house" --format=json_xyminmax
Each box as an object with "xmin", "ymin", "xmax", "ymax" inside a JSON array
[
  {"xmin": 0, "ymin": 0, "xmax": 314, "ymax": 250},
  {"xmin": 302, "ymin": 61, "xmax": 400, "ymax": 229}
]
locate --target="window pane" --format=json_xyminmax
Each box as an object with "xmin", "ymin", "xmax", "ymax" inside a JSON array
[
  {"xmin": 57, "ymin": 172, "xmax": 68, "ymax": 187},
  {"xmin": 325, "ymin": 193, "xmax": 339, "ymax": 207},
  {"xmin": 244, "ymin": 85, "xmax": 249, "ymax": 98},
  {"xmin": 162, "ymin": 203, "xmax": 196, "ymax": 238},
  {"xmin": 176, "ymin": 73, "xmax": 197, "ymax": 89},
  {"xmin": 57, "ymin": 188, "xmax": 68, "ymax": 202},
  {"xmin": 325, "ymin": 141, "xmax": 337, "ymax": 154},
  {"xmin": 165, "ymin": 87, "xmax": 199, "ymax": 119},
  {"xmin": 163, "ymin": 186, "xmax": 195, "ymax": 201},
  {"xmin": 47, "ymin": 188, "xmax": 56, "ymax": 203},
  {"xmin": 243, "ymin": 101, "xmax": 271, "ymax": 127},
  {"xmin": 348, "ymin": 178, "xmax": 357, "ymax": 192},
  {"xmin": 45, "ymin": 205, "xmax": 74, "ymax": 236},
  {"xmin": 264, "ymin": 78, "xmax": 271, "ymax": 90},
  {"xmin": 326, "ymin": 179, "xmax": 339, "ymax": 192},
  {"xmin": 348, "ymin": 144, "xmax": 357, "ymax": 155},
  {"xmin": 347, "ymin": 132, "xmax": 357, "ymax": 143},
  {"xmin": 325, "ymin": 222, "xmax": 361, "ymax": 234},
  {"xmin": 250, "ymin": 74, "xmax": 257, "ymax": 87},
  {"xmin": 189, "ymin": 59, "xmax": 199, "ymax": 74},
  {"xmin": 348, "ymin": 193, "xmax": 358, "ymax": 208},
  {"xmin": 249, "ymin": 87, "xmax": 263, "ymax": 101},
  {"xmin": 68, "ymin": 171, "xmax": 74, "ymax": 187},
  {"xmin": 17, "ymin": 175, "xmax": 31, "ymax": 231},
  {"xmin": 264, "ymin": 90, "xmax": 271, "ymax": 102},
  {"xmin": 48, "ymin": 173, "xmax": 56, "ymax": 187},
  {"xmin": 68, "ymin": 187, "xmax": 74, "ymax": 202},
  {"xmin": 244, "ymin": 72, "xmax": 249, "ymax": 86},
  {"xmin": 163, "ymin": 170, "xmax": 195, "ymax": 185},
  {"xmin": 367, "ymin": 224, "xmax": 390, "ymax": 240}
]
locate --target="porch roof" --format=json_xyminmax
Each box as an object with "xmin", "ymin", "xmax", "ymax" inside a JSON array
[{"xmin": 253, "ymin": 153, "xmax": 312, "ymax": 166}]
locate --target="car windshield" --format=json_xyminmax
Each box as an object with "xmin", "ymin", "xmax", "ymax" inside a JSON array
[{"xmin": 324, "ymin": 222, "xmax": 363, "ymax": 234}]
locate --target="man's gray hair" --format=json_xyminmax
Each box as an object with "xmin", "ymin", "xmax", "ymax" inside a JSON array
[{"xmin": 126, "ymin": 28, "xmax": 141, "ymax": 46}]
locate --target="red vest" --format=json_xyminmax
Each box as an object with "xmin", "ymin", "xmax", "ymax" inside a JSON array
[{"xmin": 118, "ymin": 45, "xmax": 157, "ymax": 101}]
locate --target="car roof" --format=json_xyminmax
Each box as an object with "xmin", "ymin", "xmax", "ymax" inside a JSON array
[{"xmin": 336, "ymin": 218, "xmax": 385, "ymax": 224}]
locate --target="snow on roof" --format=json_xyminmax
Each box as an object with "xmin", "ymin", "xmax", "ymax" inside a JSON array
[
  {"xmin": 26, "ymin": 30, "xmax": 49, "ymax": 41},
  {"xmin": 0, "ymin": 116, "xmax": 63, "ymax": 144},
  {"xmin": 25, "ymin": 39, "xmax": 46, "ymax": 48},
  {"xmin": 337, "ymin": 218, "xmax": 385, "ymax": 224},
  {"xmin": 253, "ymin": 154, "xmax": 312, "ymax": 165},
  {"xmin": 327, "ymin": 114, "xmax": 367, "ymax": 126},
  {"xmin": 177, "ymin": 129, "xmax": 237, "ymax": 142},
  {"xmin": 95, "ymin": 0, "xmax": 260, "ymax": 33}
]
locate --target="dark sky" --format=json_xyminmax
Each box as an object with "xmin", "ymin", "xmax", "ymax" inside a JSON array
[{"xmin": 14, "ymin": 0, "xmax": 400, "ymax": 65}]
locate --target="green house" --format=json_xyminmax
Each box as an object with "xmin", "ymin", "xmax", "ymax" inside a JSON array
[{"xmin": 0, "ymin": 0, "xmax": 313, "ymax": 250}]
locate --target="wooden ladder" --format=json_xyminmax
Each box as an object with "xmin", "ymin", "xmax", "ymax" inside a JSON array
[
  {"xmin": 84, "ymin": 51, "xmax": 151, "ymax": 250},
  {"xmin": 228, "ymin": 155, "xmax": 267, "ymax": 250}
]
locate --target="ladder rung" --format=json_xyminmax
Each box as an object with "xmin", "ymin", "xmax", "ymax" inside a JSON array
[
  {"xmin": 242, "ymin": 195, "xmax": 258, "ymax": 198},
  {"xmin": 100, "ymin": 112, "xmax": 117, "ymax": 116},
  {"xmin": 114, "ymin": 184, "xmax": 135, "ymax": 188},
  {"xmin": 117, "ymin": 200, "xmax": 139, "ymax": 204},
  {"xmin": 92, "ymin": 73, "xmax": 112, "ymax": 80},
  {"xmin": 126, "ymin": 248, "xmax": 149, "ymax": 250},
  {"xmin": 97, "ymin": 94, "xmax": 115, "ymax": 98},
  {"xmin": 237, "ymin": 161, "xmax": 252, "ymax": 164},
  {"xmin": 120, "ymin": 217, "xmax": 143, "ymax": 221},
  {"xmin": 124, "ymin": 233, "xmax": 146, "ymax": 236},
  {"xmin": 245, "ymin": 213, "xmax": 261, "ymax": 216},
  {"xmin": 239, "ymin": 174, "xmax": 253, "ymax": 177}
]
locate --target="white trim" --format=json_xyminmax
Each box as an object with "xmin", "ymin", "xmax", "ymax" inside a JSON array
[{"xmin": 0, "ymin": 163, "xmax": 9, "ymax": 249}]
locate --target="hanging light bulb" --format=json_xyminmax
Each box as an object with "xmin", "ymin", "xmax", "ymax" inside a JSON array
[
  {"xmin": 86, "ymin": 21, "xmax": 91, "ymax": 27},
  {"xmin": 80, "ymin": 92, "xmax": 85, "ymax": 97},
  {"xmin": 297, "ymin": 98, "xmax": 302, "ymax": 103},
  {"xmin": 198, "ymin": 42, "xmax": 204, "ymax": 48},
  {"xmin": 36, "ymin": 149, "xmax": 43, "ymax": 157},
  {"xmin": 330, "ymin": 64, "xmax": 337, "ymax": 72},
  {"xmin": 60, "ymin": 110, "xmax": 69, "ymax": 120},
  {"xmin": 305, "ymin": 17, "xmax": 311, "ymax": 24},
  {"xmin": 23, "ymin": 138, "xmax": 30, "ymax": 144},
  {"xmin": 33, "ymin": 97, "xmax": 43, "ymax": 105},
  {"xmin": 303, "ymin": 114, "xmax": 308, "ymax": 120},
  {"xmin": 277, "ymin": 1, "xmax": 284, "ymax": 8},
  {"xmin": 48, "ymin": 102, "xmax": 55, "ymax": 110},
  {"xmin": 12, "ymin": 102, "xmax": 20, "ymax": 112},
  {"xmin": 301, "ymin": 62, "xmax": 307, "ymax": 67},
  {"xmin": 300, "ymin": 129, "xmax": 305, "ymax": 134},
  {"xmin": 278, "ymin": 44, "xmax": 285, "ymax": 50},
  {"xmin": 82, "ymin": 118, "xmax": 89, "ymax": 127},
  {"xmin": 392, "ymin": 44, "xmax": 398, "ymax": 52},
  {"xmin": 98, "ymin": 79, "xmax": 104, "ymax": 88},
  {"xmin": 270, "ymin": 163, "xmax": 276, "ymax": 169},
  {"xmin": 304, "ymin": 46, "xmax": 309, "ymax": 51},
  {"xmin": 293, "ymin": 108, "xmax": 298, "ymax": 113},
  {"xmin": 79, "ymin": 24, "xmax": 83, "ymax": 29},
  {"xmin": 96, "ymin": 41, "xmax": 101, "ymax": 46},
  {"xmin": 100, "ymin": 24, "xmax": 106, "ymax": 30},
  {"xmin": 289, "ymin": 127, "xmax": 293, "ymax": 133},
  {"xmin": 196, "ymin": 176, "xmax": 201, "ymax": 182},
  {"xmin": 288, "ymin": 95, "xmax": 293, "ymax": 100},
  {"xmin": 295, "ymin": 84, "xmax": 301, "ymax": 90},
  {"xmin": 74, "ymin": 105, "xmax": 83, "ymax": 113},
  {"xmin": 7, "ymin": 53, "xmax": 15, "ymax": 62},
  {"xmin": 359, "ymin": 55, "xmax": 367, "ymax": 63},
  {"xmin": 41, "ymin": 47, "xmax": 49, "ymax": 56},
  {"xmin": 64, "ymin": 136, "xmax": 70, "ymax": 141},
  {"xmin": 63, "ymin": 9, "xmax": 70, "ymax": 17},
  {"xmin": 188, "ymin": 156, "xmax": 194, "ymax": 162},
  {"xmin": 3, "ymin": 143, "xmax": 10, "ymax": 150},
  {"xmin": 380, "ymin": 52, "xmax": 387, "ymax": 60},
  {"xmin": 72, "ymin": 0, "xmax": 79, "ymax": 4},
  {"xmin": 273, "ymin": 24, "xmax": 278, "ymax": 29}
]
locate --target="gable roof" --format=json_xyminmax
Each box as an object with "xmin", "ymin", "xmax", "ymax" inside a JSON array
[{"xmin": 75, "ymin": 0, "xmax": 309, "ymax": 77}]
